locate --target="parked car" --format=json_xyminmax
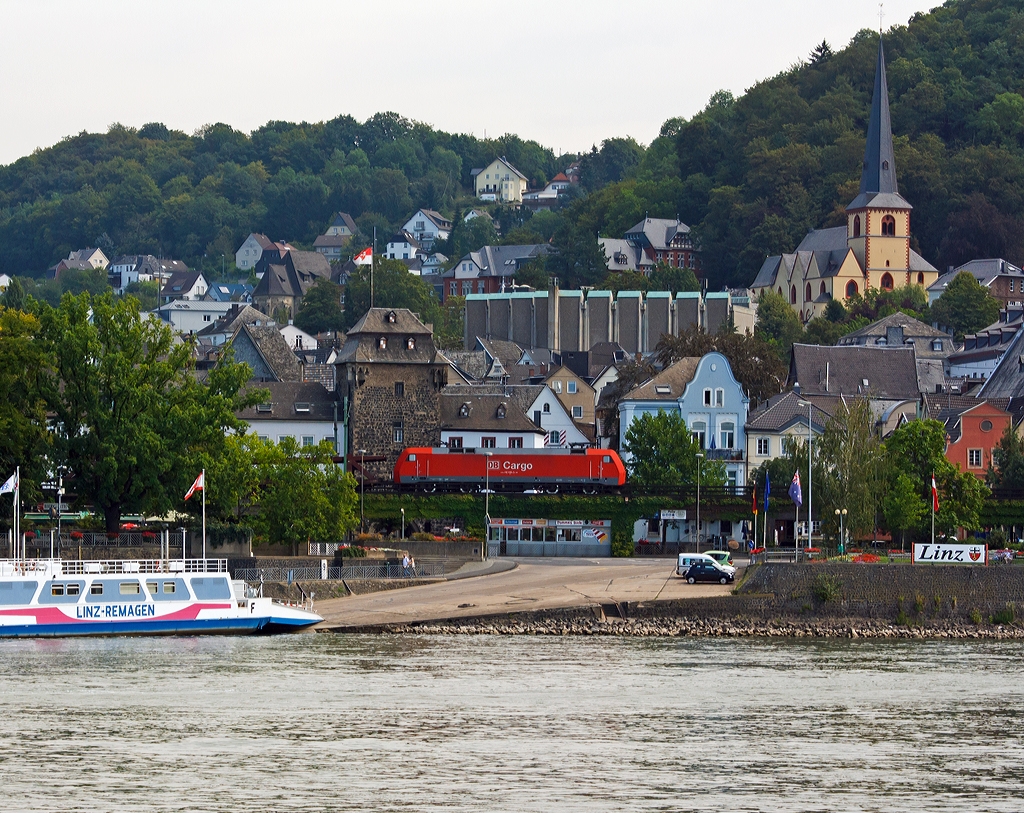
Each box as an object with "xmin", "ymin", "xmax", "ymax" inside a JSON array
[
  {"xmin": 704, "ymin": 550, "xmax": 735, "ymax": 568},
  {"xmin": 676, "ymin": 553, "xmax": 735, "ymax": 577},
  {"xmin": 684, "ymin": 561, "xmax": 735, "ymax": 585}
]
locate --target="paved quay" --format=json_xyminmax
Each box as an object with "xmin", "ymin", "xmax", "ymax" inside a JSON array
[{"xmin": 315, "ymin": 557, "xmax": 737, "ymax": 630}]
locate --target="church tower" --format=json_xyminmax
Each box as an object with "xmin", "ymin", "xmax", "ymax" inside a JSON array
[{"xmin": 846, "ymin": 38, "xmax": 913, "ymax": 291}]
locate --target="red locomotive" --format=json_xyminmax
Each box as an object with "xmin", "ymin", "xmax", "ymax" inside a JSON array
[{"xmin": 393, "ymin": 447, "xmax": 627, "ymax": 494}]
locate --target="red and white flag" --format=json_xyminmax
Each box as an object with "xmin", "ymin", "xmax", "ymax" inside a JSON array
[
  {"xmin": 353, "ymin": 246, "xmax": 373, "ymax": 266},
  {"xmin": 931, "ymin": 474, "xmax": 940, "ymax": 513},
  {"xmin": 185, "ymin": 471, "xmax": 204, "ymax": 501}
]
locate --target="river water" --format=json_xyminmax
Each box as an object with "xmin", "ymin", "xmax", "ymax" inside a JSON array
[{"xmin": 0, "ymin": 634, "xmax": 1021, "ymax": 812}]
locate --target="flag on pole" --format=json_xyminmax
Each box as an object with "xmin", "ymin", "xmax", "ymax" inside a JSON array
[
  {"xmin": 764, "ymin": 471, "xmax": 771, "ymax": 513},
  {"xmin": 184, "ymin": 471, "xmax": 204, "ymax": 501},
  {"xmin": 353, "ymin": 246, "xmax": 373, "ymax": 266},
  {"xmin": 789, "ymin": 471, "xmax": 803, "ymax": 507},
  {"xmin": 0, "ymin": 471, "xmax": 17, "ymax": 496},
  {"xmin": 931, "ymin": 474, "xmax": 940, "ymax": 512},
  {"xmin": 752, "ymin": 481, "xmax": 758, "ymax": 515}
]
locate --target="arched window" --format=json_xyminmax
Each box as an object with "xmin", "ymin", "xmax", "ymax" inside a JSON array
[
  {"xmin": 853, "ymin": 215, "xmax": 861, "ymax": 237},
  {"xmin": 917, "ymin": 272, "xmax": 925, "ymax": 284},
  {"xmin": 777, "ymin": 287, "xmax": 783, "ymax": 297},
  {"xmin": 880, "ymin": 272, "xmax": 894, "ymax": 290},
  {"xmin": 805, "ymin": 283, "xmax": 812, "ymax": 301},
  {"xmin": 820, "ymin": 281, "xmax": 827, "ymax": 296},
  {"xmin": 881, "ymin": 215, "xmax": 896, "ymax": 236},
  {"xmin": 846, "ymin": 280, "xmax": 859, "ymax": 298},
  {"xmin": 790, "ymin": 285, "xmax": 797, "ymax": 304}
]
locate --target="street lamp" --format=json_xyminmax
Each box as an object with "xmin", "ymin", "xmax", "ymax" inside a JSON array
[
  {"xmin": 357, "ymin": 449, "xmax": 366, "ymax": 534},
  {"xmin": 483, "ymin": 451, "xmax": 494, "ymax": 559},
  {"xmin": 798, "ymin": 401, "xmax": 813, "ymax": 550},
  {"xmin": 56, "ymin": 471, "xmax": 64, "ymax": 559},
  {"xmin": 695, "ymin": 452, "xmax": 704, "ymax": 553},
  {"xmin": 401, "ymin": 507, "xmax": 405, "ymax": 542},
  {"xmin": 834, "ymin": 508, "xmax": 848, "ymax": 555}
]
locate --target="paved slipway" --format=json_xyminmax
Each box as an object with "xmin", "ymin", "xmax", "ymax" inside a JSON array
[{"xmin": 315, "ymin": 558, "xmax": 735, "ymax": 630}]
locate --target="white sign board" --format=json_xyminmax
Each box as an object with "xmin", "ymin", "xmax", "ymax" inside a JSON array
[
  {"xmin": 660, "ymin": 510, "xmax": 687, "ymax": 520},
  {"xmin": 913, "ymin": 542, "xmax": 987, "ymax": 565}
]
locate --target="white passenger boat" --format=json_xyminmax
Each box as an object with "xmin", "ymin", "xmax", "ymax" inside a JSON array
[{"xmin": 0, "ymin": 558, "xmax": 322, "ymax": 637}]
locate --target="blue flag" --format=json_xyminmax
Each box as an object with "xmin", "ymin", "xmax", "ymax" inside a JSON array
[
  {"xmin": 789, "ymin": 471, "xmax": 803, "ymax": 507},
  {"xmin": 764, "ymin": 471, "xmax": 771, "ymax": 513}
]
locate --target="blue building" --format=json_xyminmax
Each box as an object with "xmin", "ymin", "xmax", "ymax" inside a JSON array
[{"xmin": 618, "ymin": 352, "xmax": 749, "ymax": 491}]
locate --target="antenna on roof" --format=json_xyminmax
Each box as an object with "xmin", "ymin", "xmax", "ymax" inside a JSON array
[{"xmin": 878, "ymin": 2, "xmax": 884, "ymax": 33}]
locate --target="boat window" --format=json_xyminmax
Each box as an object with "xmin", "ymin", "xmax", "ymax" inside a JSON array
[
  {"xmin": 90, "ymin": 583, "xmax": 103, "ymax": 595},
  {"xmin": 51, "ymin": 584, "xmax": 65, "ymax": 596},
  {"xmin": 0, "ymin": 582, "xmax": 39, "ymax": 604},
  {"xmin": 66, "ymin": 584, "xmax": 80, "ymax": 596},
  {"xmin": 191, "ymin": 577, "xmax": 231, "ymax": 600},
  {"xmin": 119, "ymin": 582, "xmax": 141, "ymax": 595},
  {"xmin": 146, "ymin": 582, "xmax": 158, "ymax": 596},
  {"xmin": 163, "ymin": 582, "xmax": 176, "ymax": 594}
]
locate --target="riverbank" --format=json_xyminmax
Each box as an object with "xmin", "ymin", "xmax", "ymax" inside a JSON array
[{"xmin": 329, "ymin": 610, "xmax": 1024, "ymax": 639}]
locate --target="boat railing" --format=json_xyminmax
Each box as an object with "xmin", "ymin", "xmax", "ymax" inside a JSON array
[{"xmin": 57, "ymin": 559, "xmax": 229, "ymax": 575}]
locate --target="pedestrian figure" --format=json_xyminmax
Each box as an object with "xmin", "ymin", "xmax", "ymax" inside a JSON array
[
  {"xmin": 409, "ymin": 556, "xmax": 417, "ymax": 577},
  {"xmin": 402, "ymin": 553, "xmax": 410, "ymax": 577}
]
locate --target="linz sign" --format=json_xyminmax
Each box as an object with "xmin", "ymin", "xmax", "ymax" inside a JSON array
[{"xmin": 913, "ymin": 543, "xmax": 988, "ymax": 565}]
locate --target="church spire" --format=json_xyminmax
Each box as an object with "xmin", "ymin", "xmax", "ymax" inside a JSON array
[
  {"xmin": 847, "ymin": 36, "xmax": 909, "ymax": 211},
  {"xmin": 861, "ymin": 37, "xmax": 897, "ymax": 195}
]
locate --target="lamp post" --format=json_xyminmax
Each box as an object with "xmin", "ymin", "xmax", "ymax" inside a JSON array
[
  {"xmin": 695, "ymin": 452, "xmax": 704, "ymax": 553},
  {"xmin": 484, "ymin": 451, "xmax": 493, "ymax": 559},
  {"xmin": 834, "ymin": 508, "xmax": 848, "ymax": 555},
  {"xmin": 401, "ymin": 507, "xmax": 405, "ymax": 543},
  {"xmin": 798, "ymin": 401, "xmax": 813, "ymax": 550},
  {"xmin": 357, "ymin": 449, "xmax": 366, "ymax": 535},
  {"xmin": 56, "ymin": 471, "xmax": 64, "ymax": 559}
]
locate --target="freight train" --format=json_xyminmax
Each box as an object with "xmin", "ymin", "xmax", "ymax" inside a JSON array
[{"xmin": 393, "ymin": 447, "xmax": 627, "ymax": 494}]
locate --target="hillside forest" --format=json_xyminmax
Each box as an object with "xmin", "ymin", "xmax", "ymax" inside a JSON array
[{"xmin": 3, "ymin": 0, "xmax": 1024, "ymax": 302}]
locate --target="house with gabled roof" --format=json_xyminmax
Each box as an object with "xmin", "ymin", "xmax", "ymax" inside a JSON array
[
  {"xmin": 196, "ymin": 304, "xmax": 274, "ymax": 346},
  {"xmin": 402, "ymin": 209, "xmax": 452, "ymax": 250},
  {"xmin": 251, "ymin": 246, "xmax": 331, "ymax": 321},
  {"xmin": 471, "ymin": 157, "xmax": 528, "ymax": 203},
  {"xmin": 231, "ymin": 322, "xmax": 302, "ymax": 382},
  {"xmin": 236, "ymin": 381, "xmax": 340, "ymax": 450},
  {"xmin": 440, "ymin": 392, "xmax": 546, "ymax": 449},
  {"xmin": 313, "ymin": 212, "xmax": 357, "ymax": 263},
  {"xmin": 160, "ymin": 270, "xmax": 208, "ymax": 304},
  {"xmin": 442, "ymin": 244, "xmax": 553, "ymax": 301},
  {"xmin": 618, "ymin": 352, "xmax": 749, "ymax": 491},
  {"xmin": 385, "ymin": 230, "xmax": 425, "ymax": 262},
  {"xmin": 236, "ymin": 233, "xmax": 274, "ymax": 271},
  {"xmin": 623, "ymin": 217, "xmax": 699, "ymax": 271},
  {"xmin": 927, "ymin": 259, "xmax": 1024, "ymax": 307}
]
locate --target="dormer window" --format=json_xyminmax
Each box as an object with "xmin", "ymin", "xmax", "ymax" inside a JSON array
[
  {"xmin": 496, "ymin": 404, "xmax": 507, "ymax": 419},
  {"xmin": 256, "ymin": 403, "xmax": 272, "ymax": 413},
  {"xmin": 386, "ymin": 311, "xmax": 397, "ymax": 323},
  {"xmin": 379, "ymin": 337, "xmax": 387, "ymax": 350},
  {"xmin": 459, "ymin": 403, "xmax": 470, "ymax": 418},
  {"xmin": 407, "ymin": 337, "xmax": 416, "ymax": 350},
  {"xmin": 294, "ymin": 402, "xmax": 311, "ymax": 414}
]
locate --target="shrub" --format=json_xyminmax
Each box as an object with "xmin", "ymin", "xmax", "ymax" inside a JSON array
[
  {"xmin": 914, "ymin": 594, "xmax": 925, "ymax": 614},
  {"xmin": 812, "ymin": 573, "xmax": 843, "ymax": 603},
  {"xmin": 951, "ymin": 596, "xmax": 958, "ymax": 611},
  {"xmin": 611, "ymin": 531, "xmax": 634, "ymax": 558},
  {"xmin": 934, "ymin": 595, "xmax": 942, "ymax": 611},
  {"xmin": 355, "ymin": 533, "xmax": 383, "ymax": 543},
  {"xmin": 410, "ymin": 532, "xmax": 434, "ymax": 541},
  {"xmin": 896, "ymin": 609, "xmax": 909, "ymax": 626},
  {"xmin": 70, "ymin": 531, "xmax": 83, "ymax": 540},
  {"xmin": 970, "ymin": 608, "xmax": 983, "ymax": 624},
  {"xmin": 992, "ymin": 603, "xmax": 1016, "ymax": 625}
]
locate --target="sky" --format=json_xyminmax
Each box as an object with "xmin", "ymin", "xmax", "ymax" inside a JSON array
[{"xmin": 0, "ymin": 0, "xmax": 940, "ymax": 167}]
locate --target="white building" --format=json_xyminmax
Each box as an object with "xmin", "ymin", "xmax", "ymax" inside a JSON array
[{"xmin": 153, "ymin": 300, "xmax": 234, "ymax": 334}]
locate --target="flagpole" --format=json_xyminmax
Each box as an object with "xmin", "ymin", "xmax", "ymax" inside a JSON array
[
  {"xmin": 931, "ymin": 472, "xmax": 935, "ymax": 549},
  {"xmin": 202, "ymin": 468, "xmax": 206, "ymax": 562},
  {"xmin": 371, "ymin": 227, "xmax": 376, "ymax": 309},
  {"xmin": 15, "ymin": 466, "xmax": 19, "ymax": 562}
]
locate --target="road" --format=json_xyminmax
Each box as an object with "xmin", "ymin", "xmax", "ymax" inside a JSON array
[{"xmin": 315, "ymin": 557, "xmax": 736, "ymax": 629}]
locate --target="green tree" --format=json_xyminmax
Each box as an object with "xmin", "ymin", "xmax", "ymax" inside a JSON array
[
  {"xmin": 123, "ymin": 280, "xmax": 159, "ymax": 312},
  {"xmin": 294, "ymin": 277, "xmax": 344, "ymax": 334},
  {"xmin": 249, "ymin": 437, "xmax": 358, "ymax": 554},
  {"xmin": 1, "ymin": 278, "xmax": 26, "ymax": 311},
  {"xmin": 883, "ymin": 472, "xmax": 927, "ymax": 549},
  {"xmin": 622, "ymin": 411, "xmax": 725, "ymax": 488},
  {"xmin": 753, "ymin": 289, "xmax": 805, "ymax": 361},
  {"xmin": 649, "ymin": 263, "xmax": 700, "ymax": 294},
  {"xmin": 342, "ymin": 258, "xmax": 439, "ymax": 331},
  {"xmin": 987, "ymin": 424, "xmax": 1024, "ymax": 492},
  {"xmin": 929, "ymin": 272, "xmax": 1000, "ymax": 339},
  {"xmin": 39, "ymin": 292, "xmax": 257, "ymax": 532}
]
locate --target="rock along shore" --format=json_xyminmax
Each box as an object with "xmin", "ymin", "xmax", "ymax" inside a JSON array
[{"xmin": 325, "ymin": 614, "xmax": 1024, "ymax": 639}]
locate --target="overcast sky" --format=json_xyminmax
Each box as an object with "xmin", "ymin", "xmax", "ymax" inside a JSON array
[{"xmin": 0, "ymin": 0, "xmax": 939, "ymax": 167}]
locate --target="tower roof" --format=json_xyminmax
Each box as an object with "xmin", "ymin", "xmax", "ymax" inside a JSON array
[{"xmin": 847, "ymin": 38, "xmax": 911, "ymax": 212}]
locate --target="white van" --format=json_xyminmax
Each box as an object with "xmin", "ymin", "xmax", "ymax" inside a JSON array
[{"xmin": 676, "ymin": 553, "xmax": 736, "ymax": 577}]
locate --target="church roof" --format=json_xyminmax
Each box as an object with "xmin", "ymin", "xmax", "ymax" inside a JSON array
[{"xmin": 847, "ymin": 38, "xmax": 911, "ymax": 212}]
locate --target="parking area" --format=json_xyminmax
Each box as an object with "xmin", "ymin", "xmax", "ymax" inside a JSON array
[{"xmin": 316, "ymin": 557, "xmax": 740, "ymax": 629}]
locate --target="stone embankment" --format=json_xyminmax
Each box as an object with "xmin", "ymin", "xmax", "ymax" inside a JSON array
[{"xmin": 339, "ymin": 615, "xmax": 1024, "ymax": 639}]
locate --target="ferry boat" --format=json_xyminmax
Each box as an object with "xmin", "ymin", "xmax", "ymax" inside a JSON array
[{"xmin": 0, "ymin": 558, "xmax": 322, "ymax": 637}]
